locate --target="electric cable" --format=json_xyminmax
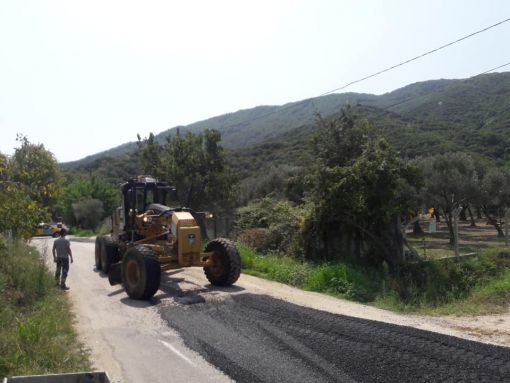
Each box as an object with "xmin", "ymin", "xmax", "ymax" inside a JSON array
[
  {"xmin": 319, "ymin": 17, "xmax": 510, "ymax": 97},
  {"xmin": 171, "ymin": 18, "xmax": 510, "ymax": 136}
]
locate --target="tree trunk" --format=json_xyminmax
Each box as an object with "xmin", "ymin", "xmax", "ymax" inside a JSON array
[
  {"xmin": 459, "ymin": 205, "xmax": 467, "ymax": 221},
  {"xmin": 467, "ymin": 205, "xmax": 476, "ymax": 227},
  {"xmin": 483, "ymin": 206, "xmax": 505, "ymax": 238},
  {"xmin": 433, "ymin": 208, "xmax": 441, "ymax": 222},
  {"xmin": 443, "ymin": 208, "xmax": 455, "ymax": 245},
  {"xmin": 380, "ymin": 217, "xmax": 405, "ymax": 268},
  {"xmin": 413, "ymin": 220, "xmax": 423, "ymax": 234}
]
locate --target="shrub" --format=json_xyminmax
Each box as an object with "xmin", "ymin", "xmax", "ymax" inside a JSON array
[
  {"xmin": 388, "ymin": 252, "xmax": 510, "ymax": 307},
  {"xmin": 72, "ymin": 198, "xmax": 104, "ymax": 230},
  {"xmin": 235, "ymin": 197, "xmax": 303, "ymax": 254}
]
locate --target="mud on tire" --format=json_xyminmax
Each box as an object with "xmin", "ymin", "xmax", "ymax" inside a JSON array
[
  {"xmin": 121, "ymin": 246, "xmax": 161, "ymax": 300},
  {"xmin": 204, "ymin": 238, "xmax": 241, "ymax": 286}
]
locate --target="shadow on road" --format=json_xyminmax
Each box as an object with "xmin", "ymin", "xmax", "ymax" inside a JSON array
[
  {"xmin": 108, "ymin": 288, "xmax": 125, "ymax": 297},
  {"xmin": 92, "ymin": 266, "xmax": 109, "ymax": 278}
]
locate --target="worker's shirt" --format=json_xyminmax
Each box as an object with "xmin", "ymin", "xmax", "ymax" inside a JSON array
[{"xmin": 53, "ymin": 237, "xmax": 71, "ymax": 259}]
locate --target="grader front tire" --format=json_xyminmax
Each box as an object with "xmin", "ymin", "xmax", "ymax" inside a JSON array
[
  {"xmin": 204, "ymin": 238, "xmax": 241, "ymax": 286},
  {"xmin": 122, "ymin": 246, "xmax": 161, "ymax": 300}
]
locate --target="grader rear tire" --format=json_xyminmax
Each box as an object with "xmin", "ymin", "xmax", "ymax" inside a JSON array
[
  {"xmin": 204, "ymin": 238, "xmax": 241, "ymax": 286},
  {"xmin": 101, "ymin": 235, "xmax": 118, "ymax": 273},
  {"xmin": 122, "ymin": 246, "xmax": 161, "ymax": 300},
  {"xmin": 95, "ymin": 236, "xmax": 103, "ymax": 270}
]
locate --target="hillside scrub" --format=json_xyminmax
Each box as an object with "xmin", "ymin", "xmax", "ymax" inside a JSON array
[{"xmin": 0, "ymin": 239, "xmax": 90, "ymax": 377}]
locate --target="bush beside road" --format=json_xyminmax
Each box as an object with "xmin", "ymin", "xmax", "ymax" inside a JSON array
[{"xmin": 0, "ymin": 239, "xmax": 90, "ymax": 379}]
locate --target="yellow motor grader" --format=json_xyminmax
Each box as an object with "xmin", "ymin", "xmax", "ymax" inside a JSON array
[{"xmin": 95, "ymin": 176, "xmax": 241, "ymax": 300}]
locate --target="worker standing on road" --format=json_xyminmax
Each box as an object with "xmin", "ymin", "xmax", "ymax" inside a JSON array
[{"xmin": 52, "ymin": 228, "xmax": 73, "ymax": 290}]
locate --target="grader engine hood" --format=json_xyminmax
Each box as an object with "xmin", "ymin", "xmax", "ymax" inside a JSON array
[{"xmin": 171, "ymin": 211, "xmax": 202, "ymax": 266}]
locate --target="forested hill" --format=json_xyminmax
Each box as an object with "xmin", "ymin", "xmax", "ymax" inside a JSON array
[{"xmin": 63, "ymin": 72, "xmax": 510, "ymax": 169}]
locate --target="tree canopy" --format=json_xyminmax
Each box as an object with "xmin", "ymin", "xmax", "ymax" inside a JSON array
[
  {"xmin": 302, "ymin": 110, "xmax": 420, "ymax": 267},
  {"xmin": 138, "ymin": 129, "xmax": 238, "ymax": 213}
]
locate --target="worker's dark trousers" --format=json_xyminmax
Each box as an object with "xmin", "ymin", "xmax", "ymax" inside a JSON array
[{"xmin": 55, "ymin": 258, "xmax": 69, "ymax": 286}]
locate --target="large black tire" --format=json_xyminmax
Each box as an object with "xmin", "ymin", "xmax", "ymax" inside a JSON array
[
  {"xmin": 101, "ymin": 235, "xmax": 119, "ymax": 273},
  {"xmin": 121, "ymin": 246, "xmax": 161, "ymax": 300},
  {"xmin": 204, "ymin": 238, "xmax": 241, "ymax": 286},
  {"xmin": 95, "ymin": 236, "xmax": 103, "ymax": 270}
]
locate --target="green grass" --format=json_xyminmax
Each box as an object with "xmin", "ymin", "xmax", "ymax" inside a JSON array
[
  {"xmin": 238, "ymin": 242, "xmax": 510, "ymax": 315},
  {"xmin": 239, "ymin": 243, "xmax": 313, "ymax": 287},
  {"xmin": 239, "ymin": 243, "xmax": 382, "ymax": 302},
  {"xmin": 0, "ymin": 240, "xmax": 90, "ymax": 378},
  {"xmin": 69, "ymin": 223, "xmax": 111, "ymax": 238},
  {"xmin": 415, "ymin": 269, "xmax": 510, "ymax": 316}
]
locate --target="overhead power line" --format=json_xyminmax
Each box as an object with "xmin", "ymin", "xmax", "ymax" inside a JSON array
[
  {"xmin": 319, "ymin": 17, "xmax": 510, "ymax": 97},
  {"xmin": 478, "ymin": 61, "xmax": 510, "ymax": 75},
  {"xmin": 222, "ymin": 18, "xmax": 510, "ymax": 130},
  {"xmin": 383, "ymin": 61, "xmax": 510, "ymax": 112},
  {"xmin": 172, "ymin": 19, "xmax": 510, "ymax": 136}
]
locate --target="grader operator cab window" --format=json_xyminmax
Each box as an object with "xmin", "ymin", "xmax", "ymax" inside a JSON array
[{"xmin": 135, "ymin": 187, "xmax": 145, "ymax": 212}]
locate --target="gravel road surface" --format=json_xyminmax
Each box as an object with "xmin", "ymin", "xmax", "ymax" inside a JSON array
[
  {"xmin": 33, "ymin": 237, "xmax": 510, "ymax": 382},
  {"xmin": 159, "ymin": 293, "xmax": 510, "ymax": 383}
]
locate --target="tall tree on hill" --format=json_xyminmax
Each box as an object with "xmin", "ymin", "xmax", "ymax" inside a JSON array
[
  {"xmin": 137, "ymin": 132, "xmax": 163, "ymax": 179},
  {"xmin": 139, "ymin": 129, "xmax": 238, "ymax": 213}
]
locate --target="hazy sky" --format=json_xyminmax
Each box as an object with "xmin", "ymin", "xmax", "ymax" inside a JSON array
[{"xmin": 1, "ymin": 0, "xmax": 509, "ymax": 162}]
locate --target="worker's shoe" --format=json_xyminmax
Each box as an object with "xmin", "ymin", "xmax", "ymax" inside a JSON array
[{"xmin": 60, "ymin": 284, "xmax": 70, "ymax": 290}]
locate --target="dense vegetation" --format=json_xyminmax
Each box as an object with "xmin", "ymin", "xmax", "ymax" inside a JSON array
[{"xmin": 239, "ymin": 243, "xmax": 510, "ymax": 314}]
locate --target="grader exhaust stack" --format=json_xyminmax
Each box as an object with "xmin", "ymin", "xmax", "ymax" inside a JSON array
[{"xmin": 95, "ymin": 176, "xmax": 241, "ymax": 300}]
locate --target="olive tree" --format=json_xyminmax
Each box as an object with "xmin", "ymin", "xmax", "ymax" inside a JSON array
[
  {"xmin": 478, "ymin": 167, "xmax": 510, "ymax": 237},
  {"xmin": 419, "ymin": 153, "xmax": 479, "ymax": 244}
]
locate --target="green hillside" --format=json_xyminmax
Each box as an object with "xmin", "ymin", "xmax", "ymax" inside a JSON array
[{"xmin": 63, "ymin": 72, "xmax": 510, "ymax": 173}]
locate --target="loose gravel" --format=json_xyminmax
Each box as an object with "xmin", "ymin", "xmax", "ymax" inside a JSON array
[{"xmin": 159, "ymin": 293, "xmax": 510, "ymax": 383}]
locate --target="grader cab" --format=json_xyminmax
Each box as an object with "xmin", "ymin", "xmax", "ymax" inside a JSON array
[{"xmin": 95, "ymin": 176, "xmax": 241, "ymax": 300}]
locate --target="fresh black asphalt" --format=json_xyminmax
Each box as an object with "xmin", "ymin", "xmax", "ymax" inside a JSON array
[{"xmin": 159, "ymin": 293, "xmax": 510, "ymax": 383}]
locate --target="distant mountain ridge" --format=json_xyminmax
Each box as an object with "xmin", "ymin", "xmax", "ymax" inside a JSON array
[{"xmin": 63, "ymin": 72, "xmax": 510, "ymax": 169}]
